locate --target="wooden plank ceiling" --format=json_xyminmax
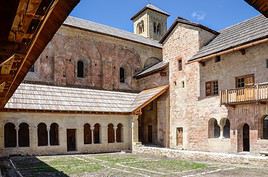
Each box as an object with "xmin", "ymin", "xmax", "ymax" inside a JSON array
[
  {"xmin": 0, "ymin": 0, "xmax": 80, "ymax": 108},
  {"xmin": 245, "ymin": 0, "xmax": 268, "ymax": 17}
]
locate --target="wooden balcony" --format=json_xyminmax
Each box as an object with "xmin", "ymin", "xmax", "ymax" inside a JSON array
[{"xmin": 220, "ymin": 83, "xmax": 268, "ymax": 105}]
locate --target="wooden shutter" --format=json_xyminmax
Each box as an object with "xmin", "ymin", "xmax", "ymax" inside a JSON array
[{"xmin": 245, "ymin": 75, "xmax": 254, "ymax": 87}]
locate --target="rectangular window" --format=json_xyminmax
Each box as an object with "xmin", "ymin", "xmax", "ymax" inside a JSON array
[
  {"xmin": 235, "ymin": 74, "xmax": 254, "ymax": 88},
  {"xmin": 215, "ymin": 56, "xmax": 221, "ymax": 63},
  {"xmin": 206, "ymin": 81, "xmax": 219, "ymax": 96},
  {"xmin": 178, "ymin": 59, "xmax": 182, "ymax": 71},
  {"xmin": 266, "ymin": 59, "xmax": 268, "ymax": 68}
]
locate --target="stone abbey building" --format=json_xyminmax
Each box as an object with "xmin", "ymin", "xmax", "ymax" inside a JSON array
[{"xmin": 0, "ymin": 4, "xmax": 268, "ymax": 156}]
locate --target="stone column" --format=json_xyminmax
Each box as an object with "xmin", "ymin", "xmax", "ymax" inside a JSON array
[
  {"xmin": 131, "ymin": 115, "xmax": 139, "ymax": 149},
  {"xmin": 47, "ymin": 126, "xmax": 51, "ymax": 146},
  {"xmin": 0, "ymin": 123, "xmax": 4, "ymax": 152},
  {"xmin": 91, "ymin": 127, "xmax": 94, "ymax": 144},
  {"xmin": 15, "ymin": 125, "xmax": 19, "ymax": 148},
  {"xmin": 114, "ymin": 127, "xmax": 117, "ymax": 143}
]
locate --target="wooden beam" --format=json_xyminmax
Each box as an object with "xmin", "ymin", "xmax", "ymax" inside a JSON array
[
  {"xmin": 0, "ymin": 54, "xmax": 23, "ymax": 67},
  {"xmin": 0, "ymin": 75, "xmax": 13, "ymax": 83}
]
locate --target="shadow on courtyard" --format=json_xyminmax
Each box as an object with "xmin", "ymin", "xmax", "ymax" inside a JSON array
[{"xmin": 4, "ymin": 156, "xmax": 69, "ymax": 177}]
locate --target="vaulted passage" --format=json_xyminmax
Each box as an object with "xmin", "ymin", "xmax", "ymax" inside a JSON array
[
  {"xmin": 38, "ymin": 123, "xmax": 48, "ymax": 146},
  {"xmin": 50, "ymin": 123, "xmax": 59, "ymax": 146},
  {"xmin": 18, "ymin": 123, "xmax": 30, "ymax": 147},
  {"xmin": 84, "ymin": 124, "xmax": 92, "ymax": 144},
  {"xmin": 108, "ymin": 124, "xmax": 115, "ymax": 143},
  {"xmin": 4, "ymin": 123, "xmax": 16, "ymax": 148},
  {"xmin": 116, "ymin": 123, "xmax": 123, "ymax": 143}
]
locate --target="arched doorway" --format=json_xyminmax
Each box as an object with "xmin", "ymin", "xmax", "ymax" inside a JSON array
[{"xmin": 243, "ymin": 124, "xmax": 250, "ymax": 152}]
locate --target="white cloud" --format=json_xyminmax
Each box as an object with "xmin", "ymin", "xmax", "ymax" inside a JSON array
[{"xmin": 192, "ymin": 11, "xmax": 206, "ymax": 21}]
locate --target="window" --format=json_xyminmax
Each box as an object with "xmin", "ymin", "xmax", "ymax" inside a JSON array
[
  {"xmin": 38, "ymin": 123, "xmax": 48, "ymax": 146},
  {"xmin": 77, "ymin": 60, "xmax": 84, "ymax": 78},
  {"xmin": 116, "ymin": 124, "xmax": 123, "ymax": 143},
  {"xmin": 153, "ymin": 22, "xmax": 157, "ymax": 33},
  {"xmin": 4, "ymin": 123, "xmax": 16, "ymax": 148},
  {"xmin": 263, "ymin": 116, "xmax": 268, "ymax": 139},
  {"xmin": 29, "ymin": 65, "xmax": 35, "ymax": 72},
  {"xmin": 84, "ymin": 124, "xmax": 92, "ymax": 144},
  {"xmin": 206, "ymin": 81, "xmax": 219, "ymax": 96},
  {"xmin": 208, "ymin": 118, "xmax": 220, "ymax": 138},
  {"xmin": 94, "ymin": 124, "xmax": 101, "ymax": 144},
  {"xmin": 120, "ymin": 67, "xmax": 125, "ymax": 83},
  {"xmin": 223, "ymin": 119, "xmax": 230, "ymax": 138},
  {"xmin": 236, "ymin": 74, "xmax": 254, "ymax": 88},
  {"xmin": 266, "ymin": 59, "xmax": 268, "ymax": 68},
  {"xmin": 137, "ymin": 20, "xmax": 144, "ymax": 34},
  {"xmin": 108, "ymin": 124, "xmax": 115, "ymax": 143},
  {"xmin": 178, "ymin": 59, "xmax": 182, "ymax": 71},
  {"xmin": 182, "ymin": 81, "xmax": 185, "ymax": 88},
  {"xmin": 18, "ymin": 123, "xmax": 30, "ymax": 147},
  {"xmin": 157, "ymin": 23, "xmax": 161, "ymax": 35},
  {"xmin": 176, "ymin": 128, "xmax": 183, "ymax": 146},
  {"xmin": 50, "ymin": 123, "xmax": 59, "ymax": 146},
  {"xmin": 215, "ymin": 56, "xmax": 221, "ymax": 63}
]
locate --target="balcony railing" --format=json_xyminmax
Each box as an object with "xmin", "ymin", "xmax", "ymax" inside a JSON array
[{"xmin": 220, "ymin": 83, "xmax": 268, "ymax": 105}]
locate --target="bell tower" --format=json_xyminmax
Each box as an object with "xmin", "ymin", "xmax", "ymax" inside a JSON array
[{"xmin": 131, "ymin": 4, "xmax": 169, "ymax": 41}]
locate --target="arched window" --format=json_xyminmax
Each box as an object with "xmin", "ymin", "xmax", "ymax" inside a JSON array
[
  {"xmin": 223, "ymin": 119, "xmax": 230, "ymax": 138},
  {"xmin": 120, "ymin": 67, "xmax": 125, "ymax": 83},
  {"xmin": 77, "ymin": 60, "xmax": 84, "ymax": 78},
  {"xmin": 4, "ymin": 123, "xmax": 16, "ymax": 148},
  {"xmin": 157, "ymin": 23, "xmax": 161, "ymax": 35},
  {"xmin": 137, "ymin": 20, "xmax": 144, "ymax": 34},
  {"xmin": 94, "ymin": 124, "xmax": 101, "ymax": 144},
  {"xmin": 19, "ymin": 123, "xmax": 30, "ymax": 147},
  {"xmin": 153, "ymin": 22, "xmax": 157, "ymax": 33},
  {"xmin": 208, "ymin": 118, "xmax": 220, "ymax": 138},
  {"xmin": 116, "ymin": 124, "xmax": 123, "ymax": 143},
  {"xmin": 108, "ymin": 124, "xmax": 115, "ymax": 143},
  {"xmin": 38, "ymin": 123, "xmax": 48, "ymax": 146},
  {"xmin": 263, "ymin": 115, "xmax": 268, "ymax": 139},
  {"xmin": 84, "ymin": 124, "xmax": 92, "ymax": 144},
  {"xmin": 50, "ymin": 123, "xmax": 59, "ymax": 146}
]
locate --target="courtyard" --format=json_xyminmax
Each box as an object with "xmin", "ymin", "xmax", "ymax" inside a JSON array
[{"xmin": 5, "ymin": 152, "xmax": 268, "ymax": 177}]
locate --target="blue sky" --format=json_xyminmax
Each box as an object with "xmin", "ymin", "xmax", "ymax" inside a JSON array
[{"xmin": 70, "ymin": 0, "xmax": 260, "ymax": 32}]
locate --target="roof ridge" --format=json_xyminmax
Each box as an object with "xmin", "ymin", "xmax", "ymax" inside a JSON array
[{"xmin": 219, "ymin": 15, "xmax": 263, "ymax": 32}]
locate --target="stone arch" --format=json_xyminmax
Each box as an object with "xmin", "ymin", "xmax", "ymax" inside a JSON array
[
  {"xmin": 18, "ymin": 123, "xmax": 30, "ymax": 147},
  {"xmin": 94, "ymin": 123, "xmax": 101, "ymax": 144},
  {"xmin": 108, "ymin": 123, "xmax": 115, "ymax": 143},
  {"xmin": 137, "ymin": 20, "xmax": 144, "ymax": 34},
  {"xmin": 144, "ymin": 57, "xmax": 161, "ymax": 69},
  {"xmin": 38, "ymin": 123, "xmax": 48, "ymax": 146},
  {"xmin": 220, "ymin": 118, "xmax": 230, "ymax": 138},
  {"xmin": 50, "ymin": 123, "xmax": 59, "ymax": 146},
  {"xmin": 208, "ymin": 118, "xmax": 220, "ymax": 138},
  {"xmin": 84, "ymin": 123, "xmax": 92, "ymax": 144},
  {"xmin": 116, "ymin": 123, "xmax": 123, "ymax": 143},
  {"xmin": 4, "ymin": 123, "xmax": 16, "ymax": 148}
]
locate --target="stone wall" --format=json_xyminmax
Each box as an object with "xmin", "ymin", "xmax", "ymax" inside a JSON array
[
  {"xmin": 0, "ymin": 112, "xmax": 135, "ymax": 156},
  {"xmin": 25, "ymin": 25, "xmax": 162, "ymax": 92}
]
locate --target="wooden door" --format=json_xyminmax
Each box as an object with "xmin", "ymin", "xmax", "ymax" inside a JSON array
[
  {"xmin": 176, "ymin": 128, "xmax": 183, "ymax": 146},
  {"xmin": 243, "ymin": 124, "xmax": 250, "ymax": 152},
  {"xmin": 67, "ymin": 129, "xmax": 76, "ymax": 152},
  {"xmin": 236, "ymin": 75, "xmax": 255, "ymax": 101}
]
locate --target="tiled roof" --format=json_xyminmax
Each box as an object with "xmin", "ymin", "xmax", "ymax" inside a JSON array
[
  {"xmin": 5, "ymin": 84, "xmax": 168, "ymax": 113},
  {"xmin": 64, "ymin": 16, "xmax": 162, "ymax": 48},
  {"xmin": 190, "ymin": 15, "xmax": 268, "ymax": 61},
  {"xmin": 134, "ymin": 61, "xmax": 168, "ymax": 79},
  {"xmin": 131, "ymin": 4, "xmax": 170, "ymax": 20},
  {"xmin": 160, "ymin": 17, "xmax": 219, "ymax": 44}
]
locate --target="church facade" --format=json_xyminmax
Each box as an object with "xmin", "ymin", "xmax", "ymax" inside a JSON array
[{"xmin": 0, "ymin": 4, "xmax": 268, "ymax": 156}]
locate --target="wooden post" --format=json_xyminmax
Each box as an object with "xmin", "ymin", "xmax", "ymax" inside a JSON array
[{"xmin": 256, "ymin": 84, "xmax": 259, "ymax": 102}]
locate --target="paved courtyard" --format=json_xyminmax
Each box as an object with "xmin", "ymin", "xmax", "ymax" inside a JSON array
[{"xmin": 7, "ymin": 153, "xmax": 268, "ymax": 177}]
